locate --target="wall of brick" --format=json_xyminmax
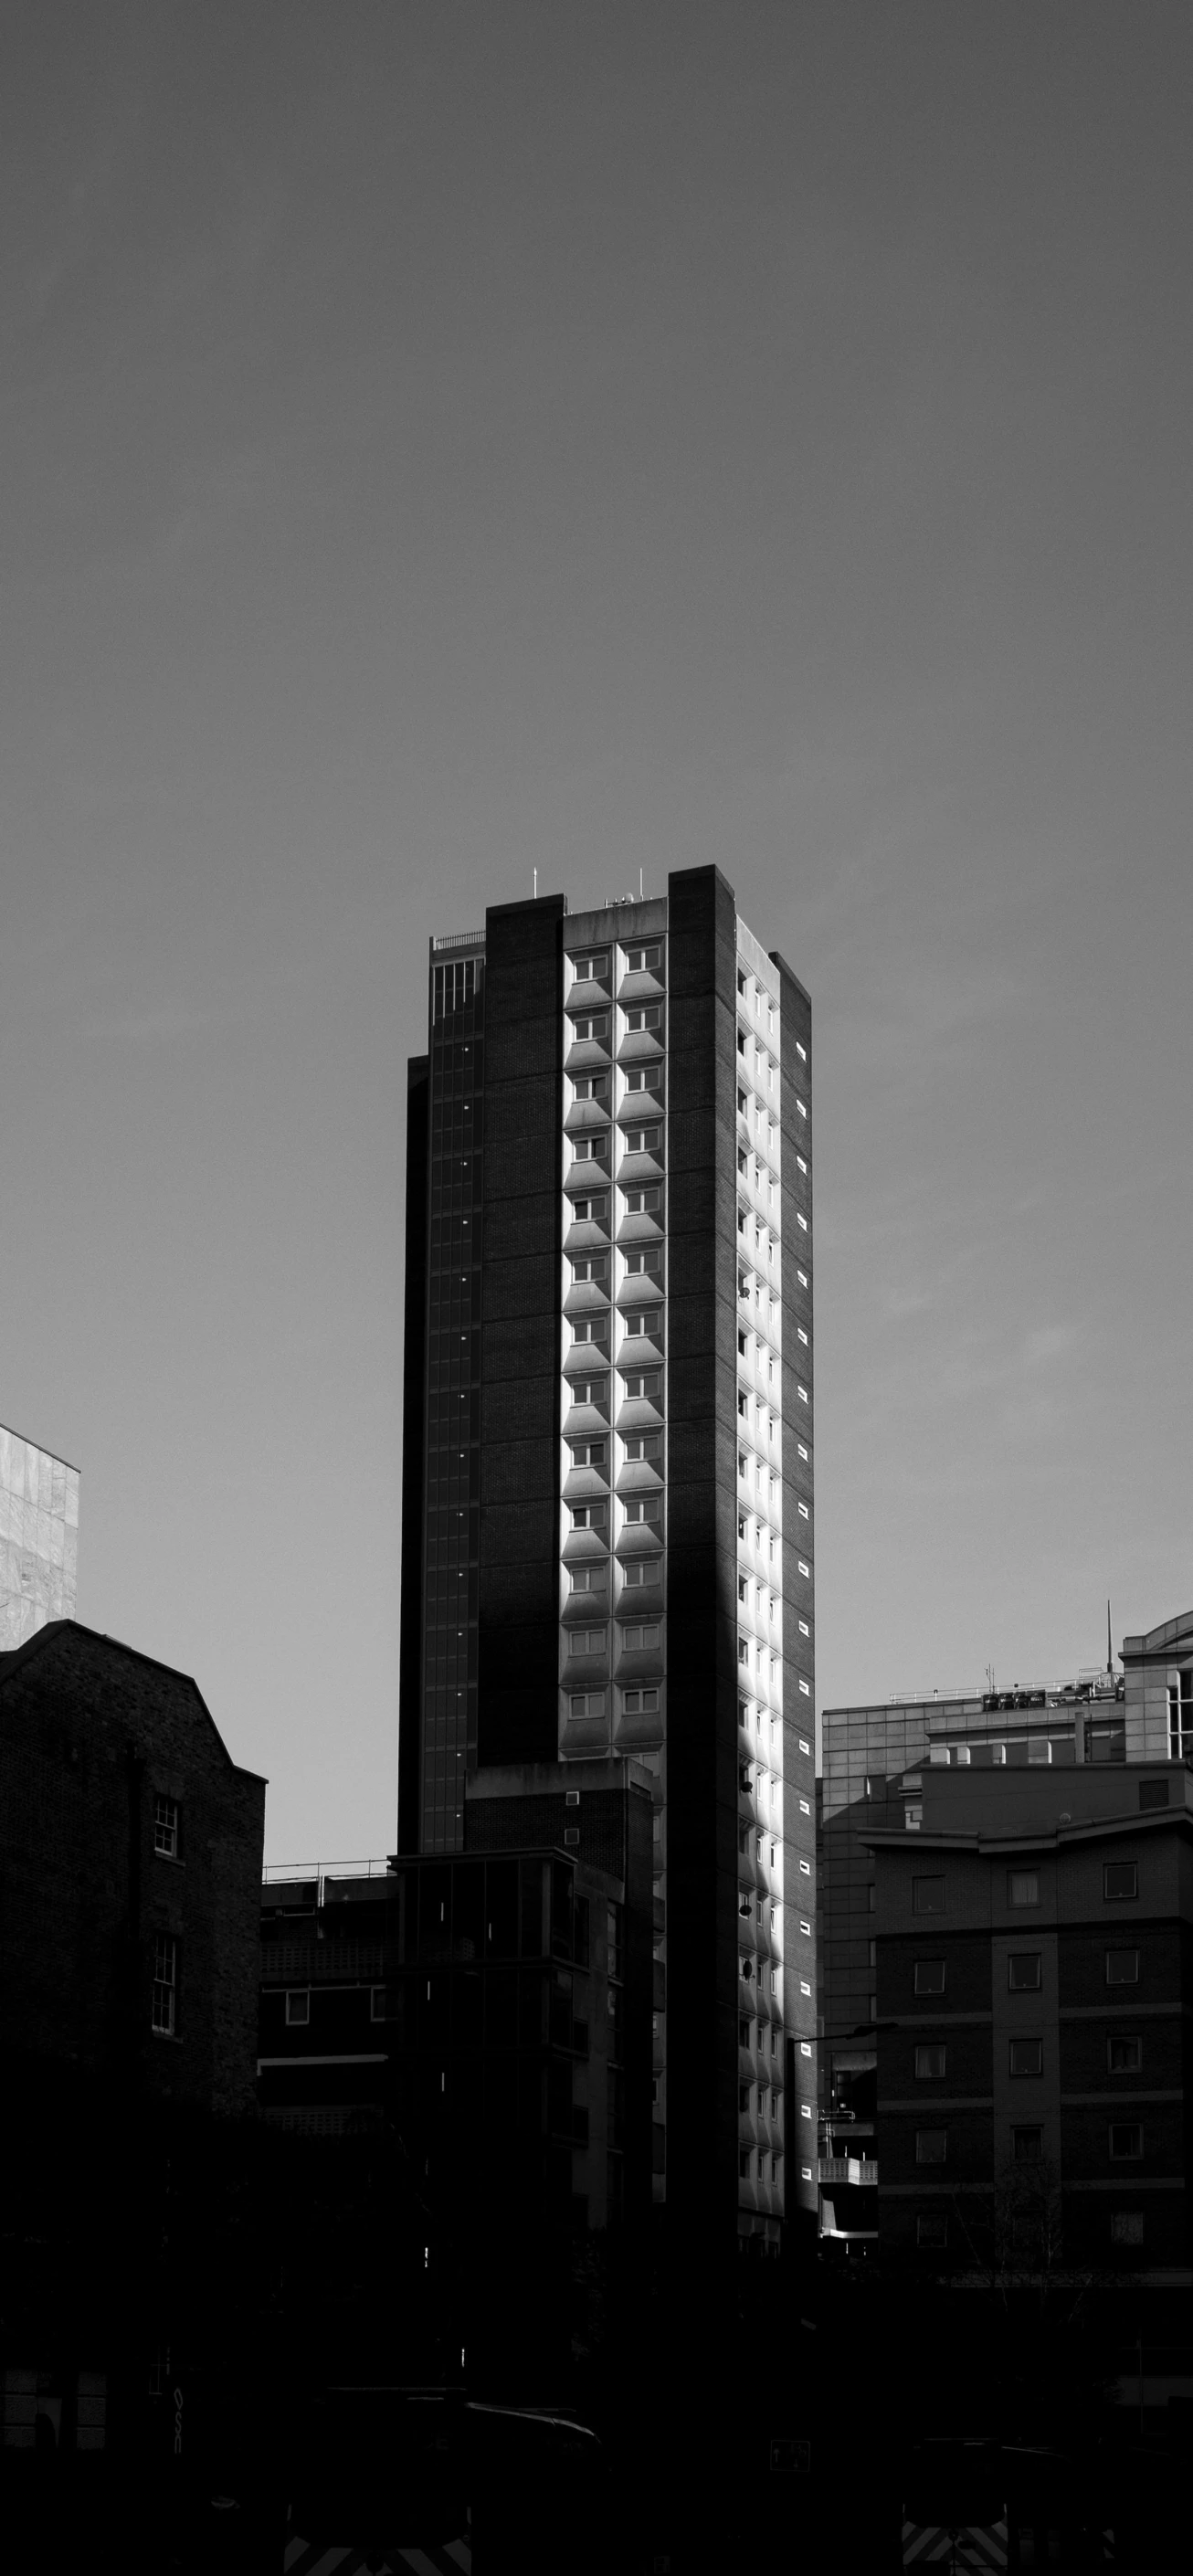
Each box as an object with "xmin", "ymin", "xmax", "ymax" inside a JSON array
[{"xmin": 0, "ymin": 1621, "xmax": 264, "ymax": 2117}]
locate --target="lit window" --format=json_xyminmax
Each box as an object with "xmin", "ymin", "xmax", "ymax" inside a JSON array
[
  {"xmin": 153, "ymin": 1798, "xmax": 179, "ymax": 1860},
  {"xmin": 1008, "ymin": 1870, "xmax": 1040, "ymax": 1907},
  {"xmin": 152, "ymin": 1935, "xmax": 178, "ymax": 2035}
]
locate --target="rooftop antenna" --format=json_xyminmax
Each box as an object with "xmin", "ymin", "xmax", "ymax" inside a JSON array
[
  {"xmin": 639, "ymin": 867, "xmax": 643, "ymax": 900},
  {"xmin": 1107, "ymin": 1597, "xmax": 1114, "ymax": 1678},
  {"xmin": 533, "ymin": 867, "xmax": 537, "ymax": 899}
]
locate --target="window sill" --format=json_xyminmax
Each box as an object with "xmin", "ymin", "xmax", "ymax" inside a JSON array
[
  {"xmin": 151, "ymin": 2029, "xmax": 184, "ymax": 2046},
  {"xmin": 153, "ymin": 1853, "xmax": 185, "ymax": 1867}
]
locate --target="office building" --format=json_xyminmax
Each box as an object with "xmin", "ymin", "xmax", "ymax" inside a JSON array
[
  {"xmin": 818, "ymin": 1663, "xmax": 1126, "ymax": 2245},
  {"xmin": 259, "ymin": 1758, "xmax": 652, "ymax": 2235},
  {"xmin": 865, "ymin": 1747, "xmax": 1193, "ymax": 2286},
  {"xmin": 398, "ymin": 866, "xmax": 817, "ymax": 2252},
  {"xmin": 0, "ymin": 1420, "xmax": 79, "ymax": 1649}
]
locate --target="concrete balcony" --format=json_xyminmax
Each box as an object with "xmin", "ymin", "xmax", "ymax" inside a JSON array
[{"xmin": 818, "ymin": 2157, "xmax": 877, "ymax": 2186}]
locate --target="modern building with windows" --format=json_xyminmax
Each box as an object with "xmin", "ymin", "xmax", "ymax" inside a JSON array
[
  {"xmin": 0, "ymin": 1420, "xmax": 79, "ymax": 1649},
  {"xmin": 398, "ymin": 866, "xmax": 817, "ymax": 2253},
  {"xmin": 864, "ymin": 1750, "xmax": 1193, "ymax": 2286},
  {"xmin": 818, "ymin": 1663, "xmax": 1127, "ymax": 2245}
]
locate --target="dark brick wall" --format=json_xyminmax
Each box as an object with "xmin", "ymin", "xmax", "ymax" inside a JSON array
[
  {"xmin": 477, "ymin": 895, "xmax": 565, "ymax": 1766},
  {"xmin": 0, "ymin": 1621, "xmax": 265, "ymax": 2116},
  {"xmin": 664, "ymin": 862, "xmax": 741, "ymax": 2246},
  {"xmin": 396, "ymin": 1052, "xmax": 429, "ymax": 1853}
]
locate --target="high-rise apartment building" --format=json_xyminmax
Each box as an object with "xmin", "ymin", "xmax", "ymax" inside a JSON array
[
  {"xmin": 0, "ymin": 1421, "xmax": 79, "ymax": 1649},
  {"xmin": 399, "ymin": 866, "xmax": 817, "ymax": 2248}
]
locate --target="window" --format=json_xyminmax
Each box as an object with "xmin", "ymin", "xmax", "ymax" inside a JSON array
[
  {"xmin": 799, "ymin": 1917, "xmax": 810, "ymax": 1936},
  {"xmin": 570, "ymin": 1629, "xmax": 604, "ymax": 1655},
  {"xmin": 625, "ymin": 1065, "xmax": 660, "ymax": 1095},
  {"xmin": 913, "ymin": 1876, "xmax": 945, "ymax": 1915},
  {"xmin": 915, "ymin": 2130, "xmax": 947, "ymax": 2165},
  {"xmin": 1012, "ymin": 2127, "xmax": 1043, "ymax": 2162},
  {"xmin": 798, "ymin": 1859, "xmax": 811, "ymax": 1877},
  {"xmin": 622, "ymin": 1308, "xmax": 661, "ymax": 1338},
  {"xmin": 917, "ymin": 2214, "xmax": 948, "ymax": 2248},
  {"xmin": 739, "ymin": 2082, "xmax": 752, "ymax": 2112},
  {"xmin": 571, "ymin": 1375, "xmax": 608, "ymax": 1406},
  {"xmin": 1008, "ymin": 1952, "xmax": 1041, "ymax": 1992},
  {"xmin": 572, "ymin": 953, "xmax": 608, "ymax": 981},
  {"xmin": 624, "ymin": 1126, "xmax": 661, "ymax": 1154},
  {"xmin": 571, "ymin": 1194, "xmax": 609, "ymax": 1222},
  {"xmin": 624, "ymin": 1249, "xmax": 662, "ymax": 1277},
  {"xmin": 571, "ymin": 1440, "xmax": 607, "ymax": 1468},
  {"xmin": 1111, "ymin": 2212, "xmax": 1144, "ymax": 2245},
  {"xmin": 570, "ymin": 1692, "xmax": 606, "ymax": 1717},
  {"xmin": 625, "ymin": 945, "xmax": 660, "ymax": 972},
  {"xmin": 571, "ymin": 1502, "xmax": 607, "ymax": 1530},
  {"xmin": 570, "ymin": 1567, "xmax": 607, "ymax": 1595},
  {"xmin": 736, "ymin": 970, "xmax": 747, "ymax": 996},
  {"xmin": 1009, "ymin": 2038, "xmax": 1043, "ymax": 2077},
  {"xmin": 738, "ymin": 1640, "xmax": 750, "ymax": 1666},
  {"xmin": 1008, "ymin": 1870, "xmax": 1040, "ymax": 1907},
  {"xmin": 798, "ymin": 1678, "xmax": 810, "ymax": 1697},
  {"xmin": 573, "ymin": 1073, "xmax": 608, "ymax": 1103},
  {"xmin": 152, "ymin": 1934, "xmax": 178, "ymax": 2035},
  {"xmin": 625, "ymin": 1004, "xmax": 661, "ymax": 1031},
  {"xmin": 915, "ymin": 2043, "xmax": 946, "ymax": 2080},
  {"xmin": 1103, "ymin": 1861, "xmax": 1138, "ymax": 1901},
  {"xmin": 797, "ymin": 1499, "xmax": 809, "ymax": 1517},
  {"xmin": 737, "ymin": 1029, "xmax": 746, "ymax": 1056},
  {"xmin": 797, "ymin": 1212, "xmax": 808, "ymax": 1231},
  {"xmin": 622, "ymin": 1686, "xmax": 660, "ymax": 1715},
  {"xmin": 571, "ymin": 1255, "xmax": 607, "ymax": 1284},
  {"xmin": 1105, "ymin": 1948, "xmax": 1139, "ymax": 1986},
  {"xmin": 573, "ymin": 1135, "xmax": 607, "ymax": 1163},
  {"xmin": 571, "ymin": 1014, "xmax": 609, "ymax": 1041},
  {"xmin": 1108, "ymin": 2035, "xmax": 1142, "ymax": 2073},
  {"xmin": 797, "ymin": 1558, "xmax": 809, "ymax": 1578},
  {"xmin": 622, "ymin": 1370, "xmax": 661, "ymax": 1399},
  {"xmin": 622, "ymin": 1621, "xmax": 660, "ymax": 1649},
  {"xmin": 739, "ymin": 2148, "xmax": 753, "ymax": 2178},
  {"xmin": 797, "ymin": 1736, "xmax": 810, "ymax": 1756},
  {"xmin": 370, "ymin": 1987, "xmax": 387, "ymax": 2022},
  {"xmin": 572, "ymin": 1317, "xmax": 608, "ymax": 1348},
  {"xmin": 738, "ymin": 1330, "xmax": 747, "ymax": 1357},
  {"xmin": 153, "ymin": 1797, "xmax": 179, "ymax": 1860},
  {"xmin": 1109, "ymin": 2124, "xmax": 1144, "ymax": 2160},
  {"xmin": 623, "ymin": 1495, "xmax": 660, "ymax": 1524},
  {"xmin": 621, "ymin": 1561, "xmax": 660, "ymax": 1589},
  {"xmin": 739, "ymin": 2016, "xmax": 751, "ymax": 2047},
  {"xmin": 284, "ymin": 1990, "xmax": 310, "ymax": 2026},
  {"xmin": 914, "ymin": 1960, "xmax": 946, "ymax": 1995},
  {"xmin": 798, "ymin": 1619, "xmax": 809, "ymax": 1637},
  {"xmin": 1139, "ymin": 1779, "xmax": 1169, "ymax": 1811},
  {"xmin": 799, "ymin": 1796, "xmax": 810, "ymax": 1816},
  {"xmin": 796, "ymin": 1040, "xmax": 807, "ymax": 1061},
  {"xmin": 1166, "ymin": 1672, "xmax": 1191, "ymax": 1758}
]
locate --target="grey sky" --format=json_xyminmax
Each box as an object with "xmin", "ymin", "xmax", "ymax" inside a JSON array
[{"xmin": 3, "ymin": 4, "xmax": 1190, "ymax": 1856}]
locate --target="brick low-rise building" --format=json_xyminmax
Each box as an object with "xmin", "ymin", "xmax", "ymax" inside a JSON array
[
  {"xmin": 866, "ymin": 1757, "xmax": 1192, "ymax": 2283},
  {"xmin": 0, "ymin": 1620, "xmax": 266, "ymax": 2114}
]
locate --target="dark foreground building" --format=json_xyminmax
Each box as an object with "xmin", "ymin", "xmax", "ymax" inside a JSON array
[
  {"xmin": 398, "ymin": 867, "xmax": 818, "ymax": 2266},
  {"xmin": 0, "ymin": 1620, "xmax": 266, "ymax": 2478}
]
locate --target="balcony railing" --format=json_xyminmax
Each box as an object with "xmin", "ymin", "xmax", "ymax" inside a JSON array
[{"xmin": 818, "ymin": 2157, "xmax": 877, "ymax": 2186}]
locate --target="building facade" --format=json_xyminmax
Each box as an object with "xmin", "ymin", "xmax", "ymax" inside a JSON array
[
  {"xmin": 818, "ymin": 1666, "xmax": 1127, "ymax": 2244},
  {"xmin": 0, "ymin": 1421, "xmax": 79, "ymax": 1649},
  {"xmin": 866, "ymin": 1755, "xmax": 1193, "ymax": 2286},
  {"xmin": 259, "ymin": 1758, "xmax": 653, "ymax": 2233},
  {"xmin": 398, "ymin": 866, "xmax": 818, "ymax": 2248},
  {"xmin": 0, "ymin": 1620, "xmax": 265, "ymax": 2114}
]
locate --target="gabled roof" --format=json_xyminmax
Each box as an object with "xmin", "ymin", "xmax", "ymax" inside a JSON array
[{"xmin": 0, "ymin": 1618, "xmax": 266, "ymax": 1783}]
